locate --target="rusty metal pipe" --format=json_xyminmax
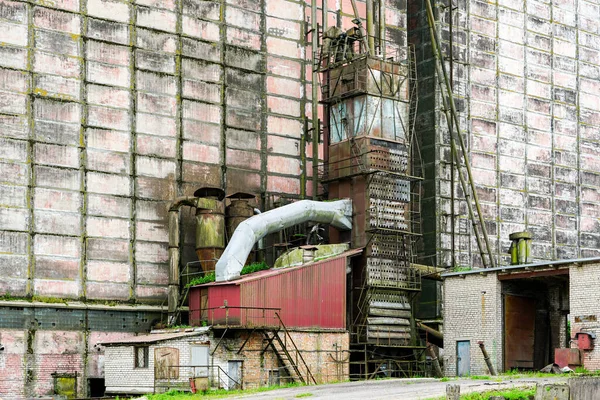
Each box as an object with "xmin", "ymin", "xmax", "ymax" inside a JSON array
[
  {"xmin": 427, "ymin": 345, "xmax": 443, "ymax": 378},
  {"xmin": 168, "ymin": 196, "xmax": 198, "ymax": 324},
  {"xmin": 478, "ymin": 341, "xmax": 497, "ymax": 376},
  {"xmin": 417, "ymin": 322, "xmax": 444, "ymax": 342},
  {"xmin": 366, "ymin": 0, "xmax": 375, "ymax": 54}
]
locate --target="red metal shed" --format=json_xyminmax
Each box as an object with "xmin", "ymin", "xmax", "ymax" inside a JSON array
[{"xmin": 189, "ymin": 249, "xmax": 361, "ymax": 330}]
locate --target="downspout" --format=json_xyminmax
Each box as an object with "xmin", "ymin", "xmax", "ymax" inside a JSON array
[
  {"xmin": 168, "ymin": 196, "xmax": 197, "ymax": 324},
  {"xmin": 366, "ymin": 0, "xmax": 376, "ymax": 54},
  {"xmin": 216, "ymin": 199, "xmax": 353, "ymax": 282}
]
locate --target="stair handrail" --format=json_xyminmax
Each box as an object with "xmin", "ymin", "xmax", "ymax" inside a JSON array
[{"xmin": 274, "ymin": 312, "xmax": 317, "ymax": 385}]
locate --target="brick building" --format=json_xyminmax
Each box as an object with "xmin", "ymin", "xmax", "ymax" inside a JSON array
[
  {"xmin": 443, "ymin": 258, "xmax": 600, "ymax": 376},
  {"xmin": 0, "ymin": 0, "xmax": 598, "ymax": 396}
]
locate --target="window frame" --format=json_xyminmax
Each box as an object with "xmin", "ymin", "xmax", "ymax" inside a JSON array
[{"xmin": 134, "ymin": 346, "xmax": 149, "ymax": 369}]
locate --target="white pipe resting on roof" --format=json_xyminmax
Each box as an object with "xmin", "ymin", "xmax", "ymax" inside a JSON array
[{"xmin": 216, "ymin": 199, "xmax": 353, "ymax": 282}]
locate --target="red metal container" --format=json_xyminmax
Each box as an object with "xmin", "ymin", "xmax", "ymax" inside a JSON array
[
  {"xmin": 189, "ymin": 250, "xmax": 360, "ymax": 329},
  {"xmin": 577, "ymin": 332, "xmax": 595, "ymax": 350},
  {"xmin": 554, "ymin": 348, "xmax": 581, "ymax": 368}
]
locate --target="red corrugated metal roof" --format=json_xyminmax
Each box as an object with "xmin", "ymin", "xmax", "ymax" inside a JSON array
[{"xmin": 198, "ymin": 248, "xmax": 362, "ymax": 287}]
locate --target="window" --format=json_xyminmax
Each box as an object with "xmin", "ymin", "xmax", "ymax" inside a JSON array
[
  {"xmin": 190, "ymin": 345, "xmax": 209, "ymax": 377},
  {"xmin": 134, "ymin": 346, "xmax": 149, "ymax": 368}
]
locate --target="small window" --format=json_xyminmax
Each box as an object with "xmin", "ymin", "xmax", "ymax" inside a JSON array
[{"xmin": 134, "ymin": 346, "xmax": 149, "ymax": 368}]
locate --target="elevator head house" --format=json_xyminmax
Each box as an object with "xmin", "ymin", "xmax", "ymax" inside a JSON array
[{"xmin": 442, "ymin": 257, "xmax": 600, "ymax": 377}]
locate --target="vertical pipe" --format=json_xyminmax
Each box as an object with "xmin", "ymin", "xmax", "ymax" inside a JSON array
[
  {"xmin": 322, "ymin": 0, "xmax": 328, "ymax": 31},
  {"xmin": 478, "ymin": 342, "xmax": 497, "ymax": 375},
  {"xmin": 427, "ymin": 345, "xmax": 443, "ymax": 377},
  {"xmin": 366, "ymin": 0, "xmax": 375, "ymax": 54},
  {"xmin": 449, "ymin": 0, "xmax": 455, "ymax": 269},
  {"xmin": 311, "ymin": 0, "xmax": 319, "ymax": 200},
  {"xmin": 349, "ymin": 0, "xmax": 371, "ymax": 54},
  {"xmin": 378, "ymin": 0, "xmax": 385, "ymax": 57}
]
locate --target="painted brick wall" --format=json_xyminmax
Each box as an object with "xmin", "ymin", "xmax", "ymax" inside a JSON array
[
  {"xmin": 443, "ymin": 273, "xmax": 502, "ymax": 376},
  {"xmin": 569, "ymin": 263, "xmax": 600, "ymax": 371},
  {"xmin": 412, "ymin": 0, "xmax": 600, "ymax": 268}
]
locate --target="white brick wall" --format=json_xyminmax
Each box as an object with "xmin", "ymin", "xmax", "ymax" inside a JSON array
[{"xmin": 443, "ymin": 273, "xmax": 502, "ymax": 376}]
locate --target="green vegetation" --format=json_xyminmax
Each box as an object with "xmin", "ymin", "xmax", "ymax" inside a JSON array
[
  {"xmin": 146, "ymin": 383, "xmax": 303, "ymax": 399},
  {"xmin": 453, "ymin": 266, "xmax": 472, "ymax": 272},
  {"xmin": 186, "ymin": 262, "xmax": 270, "ymax": 288},
  {"xmin": 469, "ymin": 375, "xmax": 491, "ymax": 380},
  {"xmin": 575, "ymin": 366, "xmax": 589, "ymax": 374},
  {"xmin": 459, "ymin": 387, "xmax": 535, "ymax": 399}
]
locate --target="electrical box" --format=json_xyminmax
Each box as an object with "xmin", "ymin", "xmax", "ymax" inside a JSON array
[{"xmin": 576, "ymin": 332, "xmax": 596, "ymax": 350}]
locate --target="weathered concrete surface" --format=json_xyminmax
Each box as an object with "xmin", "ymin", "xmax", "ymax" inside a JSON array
[
  {"xmin": 569, "ymin": 376, "xmax": 600, "ymax": 400},
  {"xmin": 535, "ymin": 383, "xmax": 569, "ymax": 400},
  {"xmin": 231, "ymin": 377, "xmax": 568, "ymax": 400}
]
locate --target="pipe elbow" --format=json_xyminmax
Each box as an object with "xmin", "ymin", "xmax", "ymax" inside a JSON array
[{"xmin": 169, "ymin": 196, "xmax": 197, "ymax": 211}]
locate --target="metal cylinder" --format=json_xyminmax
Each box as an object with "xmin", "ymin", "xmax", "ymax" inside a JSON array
[
  {"xmin": 194, "ymin": 187, "xmax": 226, "ymax": 273},
  {"xmin": 225, "ymin": 192, "xmax": 255, "ymax": 239},
  {"xmin": 509, "ymin": 231, "xmax": 532, "ymax": 265}
]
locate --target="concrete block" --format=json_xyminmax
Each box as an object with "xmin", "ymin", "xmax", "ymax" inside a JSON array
[
  {"xmin": 34, "ymin": 143, "xmax": 79, "ymax": 168},
  {"xmin": 34, "ymin": 210, "xmax": 81, "ymax": 235},
  {"xmin": 137, "ymin": 6, "xmax": 176, "ymax": 33},
  {"xmin": 0, "ymin": 254, "xmax": 27, "ymax": 278},
  {"xmin": 226, "ymin": 87, "xmax": 261, "ymax": 112},
  {"xmin": 182, "ymin": 100, "xmax": 221, "ymax": 123},
  {"xmin": 87, "ymin": 0, "xmax": 130, "ymax": 22},
  {"xmin": 182, "ymin": 0, "xmax": 220, "ymax": 19},
  {"xmin": 87, "ymin": 61, "xmax": 130, "ymax": 87},
  {"xmin": 265, "ymin": 0, "xmax": 302, "ymax": 21},
  {"xmin": 34, "ymin": 187, "xmax": 81, "ymax": 212},
  {"xmin": 182, "ymin": 58, "xmax": 222, "ymax": 82},
  {"xmin": 88, "ymin": 105, "xmax": 131, "ymax": 131},
  {"xmin": 87, "ymin": 18, "xmax": 129, "ymax": 44},
  {"xmin": 0, "ymin": 46, "xmax": 28, "ymax": 70},
  {"xmin": 86, "ymin": 149, "xmax": 130, "ymax": 174},
  {"xmin": 267, "ymin": 95, "xmax": 300, "ymax": 117},
  {"xmin": 0, "ymin": 137, "xmax": 28, "ymax": 162},
  {"xmin": 182, "ymin": 141, "xmax": 220, "ymax": 164},
  {"xmin": 34, "ymin": 51, "xmax": 81, "ymax": 77},
  {"xmin": 226, "ymin": 6, "xmax": 261, "ymax": 31},
  {"xmin": 224, "ymin": 45, "xmax": 264, "ymax": 72},
  {"xmin": 35, "ymin": 120, "xmax": 79, "ymax": 145},
  {"xmin": 267, "ymin": 115, "xmax": 302, "ymax": 138},
  {"xmin": 0, "ymin": 208, "xmax": 27, "ymax": 232},
  {"xmin": 226, "ymin": 68, "xmax": 261, "ymax": 90},
  {"xmin": 135, "ymin": 285, "xmax": 167, "ymax": 302},
  {"xmin": 87, "ymin": 260, "xmax": 130, "ymax": 282},
  {"xmin": 87, "ymin": 194, "xmax": 131, "ymax": 218},
  {"xmin": 266, "ymin": 37, "xmax": 301, "ymax": 59},
  {"xmin": 226, "ymin": 148, "xmax": 260, "ymax": 170},
  {"xmin": 136, "ymin": 263, "xmax": 168, "ymax": 285},
  {"xmin": 35, "ymin": 165, "xmax": 81, "ymax": 190},
  {"xmin": 33, "ymin": 7, "xmax": 80, "ymax": 34},
  {"xmin": 0, "ymin": 92, "xmax": 25, "ymax": 115},
  {"xmin": 135, "ymin": 200, "xmax": 168, "ymax": 221},
  {"xmin": 535, "ymin": 383, "xmax": 569, "ymax": 400},
  {"xmin": 227, "ymin": 27, "xmax": 261, "ymax": 50},
  {"xmin": 182, "ymin": 120, "xmax": 220, "ymax": 144},
  {"xmin": 266, "ymin": 76, "xmax": 301, "ymax": 98},
  {"xmin": 136, "ymin": 156, "xmax": 176, "ymax": 179},
  {"xmin": 266, "ymin": 16, "xmax": 301, "ymax": 40},
  {"xmin": 137, "ymin": 71, "xmax": 177, "ymax": 96},
  {"xmin": 183, "ymin": 80, "xmax": 221, "ymax": 103},
  {"xmin": 136, "ymin": 112, "xmax": 177, "ymax": 137},
  {"xmin": 34, "ymin": 28, "xmax": 80, "ymax": 57},
  {"xmin": 136, "ymin": 176, "xmax": 176, "ymax": 200},
  {"xmin": 182, "ymin": 16, "xmax": 220, "ymax": 41},
  {"xmin": 135, "ymin": 241, "xmax": 168, "ymax": 263},
  {"xmin": 33, "ymin": 98, "xmax": 81, "ymax": 123},
  {"xmin": 33, "ymin": 277, "xmax": 80, "ymax": 297},
  {"xmin": 137, "ymin": 92, "xmax": 176, "ymax": 117},
  {"xmin": 136, "ymin": 134, "xmax": 176, "ymax": 158},
  {"xmin": 227, "ymin": 128, "xmax": 260, "ymax": 151},
  {"xmin": 0, "ymin": 0, "xmax": 28, "ymax": 23},
  {"xmin": 86, "ymin": 40, "xmax": 130, "ymax": 66},
  {"xmin": 86, "ymin": 238, "xmax": 129, "ymax": 261},
  {"xmin": 0, "ymin": 115, "xmax": 29, "ymax": 140},
  {"xmin": 0, "ymin": 231, "xmax": 28, "ymax": 254},
  {"xmin": 136, "ymin": 220, "xmax": 167, "ymax": 242},
  {"xmin": 87, "ymin": 171, "xmax": 130, "ymax": 196},
  {"xmin": 0, "ymin": 184, "xmax": 27, "ymax": 207},
  {"xmin": 87, "ymin": 128, "xmax": 130, "ymax": 152},
  {"xmin": 135, "ymin": 49, "xmax": 175, "ymax": 74},
  {"xmin": 136, "ymin": 28, "xmax": 177, "ymax": 53},
  {"xmin": 87, "ymin": 216, "xmax": 130, "ymax": 239},
  {"xmin": 181, "ymin": 161, "xmax": 221, "ymax": 187},
  {"xmin": 181, "ymin": 38, "xmax": 221, "ymax": 62},
  {"xmin": 267, "ymin": 135, "xmax": 299, "ymax": 156},
  {"xmin": 34, "ymin": 74, "xmax": 81, "ymax": 101},
  {"xmin": 34, "ymin": 234, "xmax": 79, "ymax": 258},
  {"xmin": 267, "ymin": 155, "xmax": 301, "ymax": 175},
  {"xmin": 267, "ymin": 175, "xmax": 300, "ymax": 194},
  {"xmin": 87, "ymin": 84, "xmax": 131, "ymax": 109},
  {"xmin": 35, "ymin": 256, "xmax": 80, "ymax": 280},
  {"xmin": 86, "ymin": 281, "xmax": 129, "ymax": 300}
]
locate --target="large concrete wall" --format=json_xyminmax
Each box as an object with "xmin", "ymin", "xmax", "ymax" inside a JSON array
[{"xmin": 411, "ymin": 0, "xmax": 600, "ymax": 268}]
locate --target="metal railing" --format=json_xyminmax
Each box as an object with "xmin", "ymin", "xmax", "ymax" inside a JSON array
[
  {"xmin": 201, "ymin": 305, "xmax": 281, "ymax": 328},
  {"xmin": 154, "ymin": 364, "xmax": 240, "ymax": 392}
]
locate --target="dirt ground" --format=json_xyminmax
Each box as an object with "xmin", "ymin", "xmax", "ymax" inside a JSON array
[{"xmin": 231, "ymin": 376, "xmax": 568, "ymax": 400}]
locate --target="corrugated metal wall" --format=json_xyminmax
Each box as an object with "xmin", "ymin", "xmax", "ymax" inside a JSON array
[{"xmin": 241, "ymin": 257, "xmax": 346, "ymax": 329}]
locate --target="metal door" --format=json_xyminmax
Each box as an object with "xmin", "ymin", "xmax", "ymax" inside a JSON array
[
  {"xmin": 191, "ymin": 345, "xmax": 209, "ymax": 377},
  {"xmin": 504, "ymin": 295, "xmax": 535, "ymax": 370},
  {"xmin": 228, "ymin": 360, "xmax": 242, "ymax": 390},
  {"xmin": 456, "ymin": 340, "xmax": 471, "ymax": 376}
]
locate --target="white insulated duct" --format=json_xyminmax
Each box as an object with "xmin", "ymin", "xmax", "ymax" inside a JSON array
[{"xmin": 215, "ymin": 199, "xmax": 353, "ymax": 282}]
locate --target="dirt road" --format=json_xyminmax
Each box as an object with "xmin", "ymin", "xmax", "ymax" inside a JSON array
[{"xmin": 231, "ymin": 376, "xmax": 567, "ymax": 400}]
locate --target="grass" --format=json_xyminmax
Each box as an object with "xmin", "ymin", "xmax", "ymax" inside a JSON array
[
  {"xmin": 186, "ymin": 262, "xmax": 270, "ymax": 288},
  {"xmin": 469, "ymin": 375, "xmax": 491, "ymax": 380},
  {"xmin": 295, "ymin": 393, "xmax": 313, "ymax": 398},
  {"xmin": 146, "ymin": 383, "xmax": 303, "ymax": 399},
  {"xmin": 459, "ymin": 387, "xmax": 536, "ymax": 399}
]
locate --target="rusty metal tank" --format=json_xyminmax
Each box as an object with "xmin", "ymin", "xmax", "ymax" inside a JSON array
[
  {"xmin": 194, "ymin": 187, "xmax": 226, "ymax": 273},
  {"xmin": 225, "ymin": 192, "xmax": 255, "ymax": 239}
]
